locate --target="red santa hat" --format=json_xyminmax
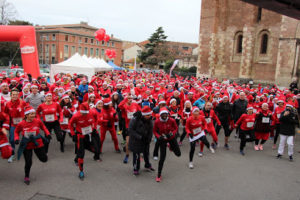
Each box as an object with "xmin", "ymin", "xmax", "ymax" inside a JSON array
[
  {"xmin": 170, "ymin": 98, "xmax": 177, "ymax": 105},
  {"xmin": 45, "ymin": 92, "xmax": 52, "ymax": 97},
  {"xmin": 286, "ymin": 104, "xmax": 293, "ymax": 108},
  {"xmin": 95, "ymin": 99, "xmax": 103, "ymax": 107},
  {"xmin": 103, "ymin": 98, "xmax": 112, "ymax": 106},
  {"xmin": 247, "ymin": 106, "xmax": 253, "ymax": 110},
  {"xmin": 277, "ymin": 98, "xmax": 284, "ymax": 103},
  {"xmin": 24, "ymin": 107, "xmax": 36, "ymax": 115},
  {"xmin": 88, "ymin": 85, "xmax": 94, "ymax": 90},
  {"xmin": 61, "ymin": 94, "xmax": 69, "ymax": 101},
  {"xmin": 192, "ymin": 106, "xmax": 200, "ymax": 113},
  {"xmin": 158, "ymin": 99, "xmax": 166, "ymax": 105},
  {"xmin": 88, "ymin": 93, "xmax": 95, "ymax": 98},
  {"xmin": 30, "ymin": 84, "xmax": 38, "ymax": 89},
  {"xmin": 159, "ymin": 107, "xmax": 169, "ymax": 115},
  {"xmin": 0, "ymin": 82, "xmax": 8, "ymax": 87},
  {"xmin": 80, "ymin": 102, "xmax": 90, "ymax": 114},
  {"xmin": 141, "ymin": 106, "xmax": 153, "ymax": 116}
]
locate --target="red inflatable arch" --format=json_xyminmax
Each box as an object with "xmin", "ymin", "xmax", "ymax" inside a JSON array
[{"xmin": 0, "ymin": 26, "xmax": 40, "ymax": 78}]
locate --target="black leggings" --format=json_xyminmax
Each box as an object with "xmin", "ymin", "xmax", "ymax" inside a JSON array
[
  {"xmin": 157, "ymin": 138, "xmax": 181, "ymax": 177},
  {"xmin": 132, "ymin": 144, "xmax": 151, "ymax": 171},
  {"xmin": 189, "ymin": 136, "xmax": 210, "ymax": 162},
  {"xmin": 76, "ymin": 132, "xmax": 101, "ymax": 161},
  {"xmin": 216, "ymin": 122, "xmax": 231, "ymax": 137},
  {"xmin": 153, "ymin": 140, "xmax": 160, "ymax": 157},
  {"xmin": 180, "ymin": 128, "xmax": 187, "ymax": 142},
  {"xmin": 239, "ymin": 129, "xmax": 255, "ymax": 151},
  {"xmin": 44, "ymin": 120, "xmax": 63, "ymax": 153},
  {"xmin": 273, "ymin": 124, "xmax": 281, "ymax": 145},
  {"xmin": 23, "ymin": 147, "xmax": 47, "ymax": 178}
]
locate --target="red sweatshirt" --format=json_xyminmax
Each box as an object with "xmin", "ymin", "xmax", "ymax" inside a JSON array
[
  {"xmin": 36, "ymin": 102, "xmax": 63, "ymax": 123},
  {"xmin": 118, "ymin": 98, "xmax": 141, "ymax": 128},
  {"xmin": 97, "ymin": 107, "xmax": 118, "ymax": 127},
  {"xmin": 69, "ymin": 111, "xmax": 97, "ymax": 137},
  {"xmin": 235, "ymin": 113, "xmax": 256, "ymax": 131},
  {"xmin": 14, "ymin": 118, "xmax": 50, "ymax": 149},
  {"xmin": 4, "ymin": 99, "xmax": 28, "ymax": 127},
  {"xmin": 200, "ymin": 109, "xmax": 221, "ymax": 129},
  {"xmin": 153, "ymin": 117, "xmax": 178, "ymax": 140},
  {"xmin": 185, "ymin": 115, "xmax": 207, "ymax": 137},
  {"xmin": 273, "ymin": 105, "xmax": 286, "ymax": 124}
]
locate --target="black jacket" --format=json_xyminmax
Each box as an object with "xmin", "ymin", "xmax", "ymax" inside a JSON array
[
  {"xmin": 128, "ymin": 111, "xmax": 153, "ymax": 153},
  {"xmin": 215, "ymin": 102, "xmax": 232, "ymax": 124},
  {"xmin": 279, "ymin": 110, "xmax": 298, "ymax": 136},
  {"xmin": 232, "ymin": 99, "xmax": 248, "ymax": 122}
]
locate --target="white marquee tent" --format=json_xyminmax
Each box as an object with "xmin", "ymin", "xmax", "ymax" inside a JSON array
[{"xmin": 50, "ymin": 53, "xmax": 113, "ymax": 82}]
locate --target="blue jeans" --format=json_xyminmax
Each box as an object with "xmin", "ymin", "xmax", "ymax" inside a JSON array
[{"xmin": 9, "ymin": 126, "xmax": 16, "ymax": 150}]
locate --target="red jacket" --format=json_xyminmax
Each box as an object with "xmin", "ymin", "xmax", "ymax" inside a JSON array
[
  {"xmin": 153, "ymin": 117, "xmax": 178, "ymax": 140},
  {"xmin": 83, "ymin": 92, "xmax": 101, "ymax": 102},
  {"xmin": 185, "ymin": 115, "xmax": 207, "ymax": 137},
  {"xmin": 235, "ymin": 113, "xmax": 256, "ymax": 131},
  {"xmin": 69, "ymin": 111, "xmax": 97, "ymax": 137},
  {"xmin": 97, "ymin": 107, "xmax": 118, "ymax": 127},
  {"xmin": 60, "ymin": 105, "xmax": 75, "ymax": 131},
  {"xmin": 36, "ymin": 102, "xmax": 63, "ymax": 123},
  {"xmin": 273, "ymin": 106, "xmax": 286, "ymax": 124},
  {"xmin": 14, "ymin": 118, "xmax": 50, "ymax": 149},
  {"xmin": 4, "ymin": 99, "xmax": 28, "ymax": 127},
  {"xmin": 200, "ymin": 109, "xmax": 221, "ymax": 129},
  {"xmin": 118, "ymin": 99, "xmax": 141, "ymax": 128}
]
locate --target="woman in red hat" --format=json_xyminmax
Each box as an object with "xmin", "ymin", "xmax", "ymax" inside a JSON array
[
  {"xmin": 36, "ymin": 92, "xmax": 63, "ymax": 153},
  {"xmin": 98, "ymin": 98, "xmax": 120, "ymax": 154},
  {"xmin": 186, "ymin": 107, "xmax": 214, "ymax": 169},
  {"xmin": 272, "ymin": 99, "xmax": 286, "ymax": 149},
  {"xmin": 235, "ymin": 106, "xmax": 256, "ymax": 155},
  {"xmin": 178, "ymin": 100, "xmax": 192, "ymax": 145},
  {"xmin": 69, "ymin": 102, "xmax": 101, "ymax": 180},
  {"xmin": 14, "ymin": 107, "xmax": 50, "ymax": 185},
  {"xmin": 0, "ymin": 111, "xmax": 13, "ymax": 161}
]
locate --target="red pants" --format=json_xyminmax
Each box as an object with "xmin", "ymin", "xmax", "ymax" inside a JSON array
[
  {"xmin": 255, "ymin": 132, "xmax": 270, "ymax": 140},
  {"xmin": 0, "ymin": 135, "xmax": 12, "ymax": 159},
  {"xmin": 200, "ymin": 128, "xmax": 218, "ymax": 152},
  {"xmin": 100, "ymin": 126, "xmax": 119, "ymax": 152}
]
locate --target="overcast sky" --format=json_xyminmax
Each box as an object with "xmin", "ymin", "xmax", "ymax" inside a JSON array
[{"xmin": 9, "ymin": 0, "xmax": 202, "ymax": 44}]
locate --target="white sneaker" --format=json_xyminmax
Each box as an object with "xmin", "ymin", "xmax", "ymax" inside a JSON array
[
  {"xmin": 189, "ymin": 162, "xmax": 194, "ymax": 169},
  {"xmin": 210, "ymin": 147, "xmax": 215, "ymax": 154},
  {"xmin": 153, "ymin": 156, "xmax": 158, "ymax": 161},
  {"xmin": 198, "ymin": 152, "xmax": 203, "ymax": 157},
  {"xmin": 8, "ymin": 155, "xmax": 14, "ymax": 163}
]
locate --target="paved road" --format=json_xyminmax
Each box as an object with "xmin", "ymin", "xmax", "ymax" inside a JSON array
[{"xmin": 1, "ymin": 129, "xmax": 300, "ymax": 200}]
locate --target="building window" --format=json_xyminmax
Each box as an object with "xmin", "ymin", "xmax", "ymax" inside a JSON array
[
  {"xmin": 52, "ymin": 34, "xmax": 56, "ymax": 41},
  {"xmin": 96, "ymin": 41, "xmax": 99, "ymax": 45},
  {"xmin": 45, "ymin": 44, "xmax": 49, "ymax": 53},
  {"xmin": 90, "ymin": 48, "xmax": 94, "ymax": 56},
  {"xmin": 65, "ymin": 35, "xmax": 69, "ymax": 42},
  {"xmin": 182, "ymin": 46, "xmax": 189, "ymax": 50},
  {"xmin": 111, "ymin": 42, "xmax": 114, "ymax": 47},
  {"xmin": 79, "ymin": 37, "xmax": 82, "ymax": 43},
  {"xmin": 232, "ymin": 31, "xmax": 243, "ymax": 62},
  {"xmin": 51, "ymin": 57, "xmax": 55, "ymax": 64},
  {"xmin": 102, "ymin": 41, "xmax": 105, "ymax": 46},
  {"xmin": 257, "ymin": 7, "xmax": 262, "ymax": 22},
  {"xmin": 237, "ymin": 35, "xmax": 243, "ymax": 53},
  {"xmin": 85, "ymin": 38, "xmax": 88, "ymax": 43},
  {"xmin": 45, "ymin": 34, "xmax": 49, "ymax": 41},
  {"xmin": 39, "ymin": 44, "xmax": 42, "ymax": 53},
  {"xmin": 84, "ymin": 47, "xmax": 88, "ymax": 55},
  {"xmin": 78, "ymin": 46, "xmax": 82, "ymax": 55},
  {"xmin": 51, "ymin": 44, "xmax": 56, "ymax": 55},
  {"xmin": 260, "ymin": 33, "xmax": 268, "ymax": 54},
  {"xmin": 101, "ymin": 49, "xmax": 104, "ymax": 56},
  {"xmin": 64, "ymin": 45, "xmax": 69, "ymax": 57},
  {"xmin": 71, "ymin": 46, "xmax": 76, "ymax": 55},
  {"xmin": 107, "ymin": 42, "xmax": 110, "ymax": 47},
  {"xmin": 91, "ymin": 39, "xmax": 94, "ymax": 44},
  {"xmin": 96, "ymin": 48, "xmax": 99, "ymax": 57}
]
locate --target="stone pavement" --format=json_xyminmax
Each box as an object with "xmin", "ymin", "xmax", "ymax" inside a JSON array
[{"xmin": 0, "ymin": 130, "xmax": 300, "ymax": 200}]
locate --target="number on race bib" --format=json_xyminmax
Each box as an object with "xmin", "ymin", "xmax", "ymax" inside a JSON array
[
  {"xmin": 45, "ymin": 114, "xmax": 55, "ymax": 122},
  {"xmin": 61, "ymin": 118, "xmax": 68, "ymax": 125},
  {"xmin": 24, "ymin": 131, "xmax": 36, "ymax": 138},
  {"xmin": 127, "ymin": 112, "xmax": 134, "ymax": 119},
  {"xmin": 246, "ymin": 122, "xmax": 254, "ymax": 128},
  {"xmin": 193, "ymin": 127, "xmax": 202, "ymax": 135},
  {"xmin": 205, "ymin": 118, "xmax": 211, "ymax": 124},
  {"xmin": 81, "ymin": 126, "xmax": 92, "ymax": 135},
  {"xmin": 277, "ymin": 114, "xmax": 280, "ymax": 119},
  {"xmin": 262, "ymin": 117, "xmax": 270, "ymax": 123},
  {"xmin": 13, "ymin": 118, "xmax": 22, "ymax": 125}
]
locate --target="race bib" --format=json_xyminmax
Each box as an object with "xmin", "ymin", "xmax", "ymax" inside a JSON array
[
  {"xmin": 262, "ymin": 117, "xmax": 270, "ymax": 123},
  {"xmin": 24, "ymin": 131, "xmax": 36, "ymax": 138},
  {"xmin": 277, "ymin": 114, "xmax": 280, "ymax": 119},
  {"xmin": 193, "ymin": 127, "xmax": 202, "ymax": 135},
  {"xmin": 205, "ymin": 118, "xmax": 211, "ymax": 124},
  {"xmin": 61, "ymin": 117, "xmax": 68, "ymax": 125},
  {"xmin": 81, "ymin": 126, "xmax": 92, "ymax": 135},
  {"xmin": 127, "ymin": 112, "xmax": 134, "ymax": 119},
  {"xmin": 246, "ymin": 134, "xmax": 250, "ymax": 139},
  {"xmin": 253, "ymin": 109, "xmax": 257, "ymax": 113},
  {"xmin": 171, "ymin": 114, "xmax": 178, "ymax": 119},
  {"xmin": 45, "ymin": 114, "xmax": 55, "ymax": 122},
  {"xmin": 246, "ymin": 122, "xmax": 254, "ymax": 128},
  {"xmin": 13, "ymin": 117, "xmax": 22, "ymax": 125}
]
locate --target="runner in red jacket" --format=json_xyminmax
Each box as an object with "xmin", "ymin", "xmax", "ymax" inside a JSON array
[
  {"xmin": 118, "ymin": 95, "xmax": 141, "ymax": 163},
  {"xmin": 69, "ymin": 102, "xmax": 101, "ymax": 180},
  {"xmin": 235, "ymin": 106, "xmax": 256, "ymax": 155},
  {"xmin": 0, "ymin": 111, "xmax": 13, "ymax": 161},
  {"xmin": 36, "ymin": 92, "xmax": 63, "ymax": 153},
  {"xmin": 14, "ymin": 107, "xmax": 50, "ymax": 185},
  {"xmin": 153, "ymin": 107, "xmax": 181, "ymax": 182},
  {"xmin": 272, "ymin": 99, "xmax": 286, "ymax": 149},
  {"xmin": 186, "ymin": 107, "xmax": 214, "ymax": 169}
]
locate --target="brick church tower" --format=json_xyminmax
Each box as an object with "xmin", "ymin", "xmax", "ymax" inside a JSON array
[{"xmin": 197, "ymin": 0, "xmax": 300, "ymax": 86}]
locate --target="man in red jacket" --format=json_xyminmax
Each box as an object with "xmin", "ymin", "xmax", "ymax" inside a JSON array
[{"xmin": 153, "ymin": 108, "xmax": 181, "ymax": 182}]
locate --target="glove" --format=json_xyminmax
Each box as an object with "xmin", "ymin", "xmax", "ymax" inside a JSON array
[
  {"xmin": 158, "ymin": 135, "xmax": 166, "ymax": 141},
  {"xmin": 72, "ymin": 135, "xmax": 77, "ymax": 142},
  {"xmin": 166, "ymin": 132, "xmax": 173, "ymax": 139},
  {"xmin": 189, "ymin": 134, "xmax": 194, "ymax": 139},
  {"xmin": 46, "ymin": 135, "xmax": 52, "ymax": 140},
  {"xmin": 107, "ymin": 121, "xmax": 112, "ymax": 128},
  {"xmin": 15, "ymin": 140, "xmax": 19, "ymax": 145},
  {"xmin": 113, "ymin": 113, "xmax": 117, "ymax": 117},
  {"xmin": 204, "ymin": 130, "xmax": 209, "ymax": 134}
]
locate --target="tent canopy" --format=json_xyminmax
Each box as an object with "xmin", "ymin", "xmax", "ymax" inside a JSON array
[
  {"xmin": 108, "ymin": 61, "xmax": 124, "ymax": 70},
  {"xmin": 50, "ymin": 53, "xmax": 112, "ymax": 82}
]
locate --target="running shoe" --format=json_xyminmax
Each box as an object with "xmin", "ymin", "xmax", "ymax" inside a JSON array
[
  {"xmin": 117, "ymin": 131, "xmax": 122, "ymax": 135},
  {"xmin": 153, "ymin": 156, "xmax": 158, "ymax": 161},
  {"xmin": 240, "ymin": 150, "xmax": 245, "ymax": 156},
  {"xmin": 79, "ymin": 171, "xmax": 84, "ymax": 180},
  {"xmin": 178, "ymin": 141, "xmax": 183, "ymax": 146},
  {"xmin": 272, "ymin": 144, "xmax": 277, "ymax": 150},
  {"xmin": 115, "ymin": 149, "xmax": 121, "ymax": 153},
  {"xmin": 259, "ymin": 145, "xmax": 263, "ymax": 151},
  {"xmin": 276, "ymin": 154, "xmax": 282, "ymax": 159},
  {"xmin": 123, "ymin": 155, "xmax": 129, "ymax": 164},
  {"xmin": 8, "ymin": 155, "xmax": 14, "ymax": 163},
  {"xmin": 156, "ymin": 176, "xmax": 162, "ymax": 182},
  {"xmin": 24, "ymin": 177, "xmax": 30, "ymax": 185},
  {"xmin": 289, "ymin": 155, "xmax": 293, "ymax": 162},
  {"xmin": 198, "ymin": 152, "xmax": 203, "ymax": 157},
  {"xmin": 145, "ymin": 166, "xmax": 155, "ymax": 172},
  {"xmin": 224, "ymin": 144, "xmax": 230, "ymax": 150},
  {"xmin": 133, "ymin": 170, "xmax": 139, "ymax": 175},
  {"xmin": 211, "ymin": 142, "xmax": 217, "ymax": 149},
  {"xmin": 210, "ymin": 147, "xmax": 215, "ymax": 154},
  {"xmin": 254, "ymin": 145, "xmax": 259, "ymax": 151},
  {"xmin": 189, "ymin": 162, "xmax": 194, "ymax": 169}
]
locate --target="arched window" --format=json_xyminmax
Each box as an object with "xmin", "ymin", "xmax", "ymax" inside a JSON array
[
  {"xmin": 237, "ymin": 34, "xmax": 243, "ymax": 53},
  {"xmin": 260, "ymin": 33, "xmax": 268, "ymax": 54}
]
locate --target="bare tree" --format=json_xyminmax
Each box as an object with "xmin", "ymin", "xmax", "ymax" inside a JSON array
[{"xmin": 0, "ymin": 0, "xmax": 17, "ymax": 25}]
